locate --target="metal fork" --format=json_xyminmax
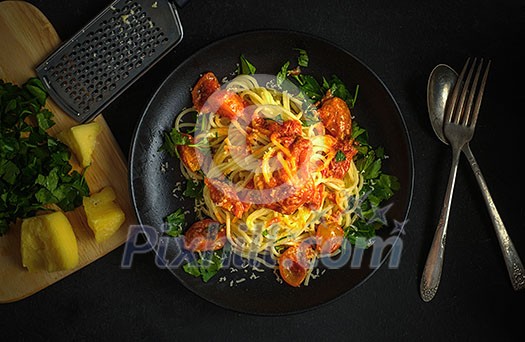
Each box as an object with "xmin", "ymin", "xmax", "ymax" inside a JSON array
[{"xmin": 420, "ymin": 58, "xmax": 493, "ymax": 301}]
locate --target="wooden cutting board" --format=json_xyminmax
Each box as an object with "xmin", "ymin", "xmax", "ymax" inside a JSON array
[{"xmin": 0, "ymin": 1, "xmax": 136, "ymax": 303}]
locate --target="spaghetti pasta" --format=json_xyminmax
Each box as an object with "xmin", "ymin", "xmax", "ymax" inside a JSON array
[{"xmin": 167, "ymin": 71, "xmax": 368, "ymax": 286}]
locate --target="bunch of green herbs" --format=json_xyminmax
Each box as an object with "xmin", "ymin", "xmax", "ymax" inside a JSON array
[{"xmin": 0, "ymin": 78, "xmax": 89, "ymax": 235}]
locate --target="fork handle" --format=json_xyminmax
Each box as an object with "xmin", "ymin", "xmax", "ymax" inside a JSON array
[
  {"xmin": 420, "ymin": 147, "xmax": 462, "ymax": 302},
  {"xmin": 462, "ymin": 144, "xmax": 525, "ymax": 290}
]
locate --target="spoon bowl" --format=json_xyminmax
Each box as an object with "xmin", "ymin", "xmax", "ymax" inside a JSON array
[{"xmin": 426, "ymin": 64, "xmax": 457, "ymax": 144}]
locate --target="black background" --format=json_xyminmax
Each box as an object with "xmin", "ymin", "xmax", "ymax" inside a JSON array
[{"xmin": 2, "ymin": 0, "xmax": 525, "ymax": 340}]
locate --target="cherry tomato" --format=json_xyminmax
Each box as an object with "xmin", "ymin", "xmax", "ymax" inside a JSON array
[
  {"xmin": 191, "ymin": 72, "xmax": 220, "ymax": 111},
  {"xmin": 202, "ymin": 90, "xmax": 245, "ymax": 120},
  {"xmin": 184, "ymin": 219, "xmax": 226, "ymax": 252},
  {"xmin": 278, "ymin": 244, "xmax": 316, "ymax": 287},
  {"xmin": 316, "ymin": 222, "xmax": 344, "ymax": 254},
  {"xmin": 176, "ymin": 133, "xmax": 200, "ymax": 172},
  {"xmin": 318, "ymin": 97, "xmax": 352, "ymax": 141}
]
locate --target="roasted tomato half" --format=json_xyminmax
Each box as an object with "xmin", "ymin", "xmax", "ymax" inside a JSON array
[
  {"xmin": 176, "ymin": 133, "xmax": 200, "ymax": 172},
  {"xmin": 316, "ymin": 222, "xmax": 345, "ymax": 254},
  {"xmin": 203, "ymin": 90, "xmax": 245, "ymax": 120},
  {"xmin": 192, "ymin": 72, "xmax": 245, "ymax": 120},
  {"xmin": 278, "ymin": 243, "xmax": 316, "ymax": 287},
  {"xmin": 191, "ymin": 72, "xmax": 220, "ymax": 111},
  {"xmin": 184, "ymin": 219, "xmax": 226, "ymax": 252},
  {"xmin": 318, "ymin": 96, "xmax": 352, "ymax": 141}
]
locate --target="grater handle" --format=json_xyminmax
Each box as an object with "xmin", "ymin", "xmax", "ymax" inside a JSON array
[{"xmin": 171, "ymin": 0, "xmax": 191, "ymax": 8}]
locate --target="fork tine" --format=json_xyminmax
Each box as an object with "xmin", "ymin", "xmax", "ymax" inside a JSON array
[
  {"xmin": 469, "ymin": 59, "xmax": 491, "ymax": 128},
  {"xmin": 445, "ymin": 57, "xmax": 470, "ymax": 124},
  {"xmin": 462, "ymin": 59, "xmax": 484, "ymax": 126},
  {"xmin": 454, "ymin": 58, "xmax": 477, "ymax": 124}
]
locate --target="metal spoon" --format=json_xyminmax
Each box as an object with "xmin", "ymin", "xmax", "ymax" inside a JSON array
[{"xmin": 425, "ymin": 64, "xmax": 525, "ymax": 297}]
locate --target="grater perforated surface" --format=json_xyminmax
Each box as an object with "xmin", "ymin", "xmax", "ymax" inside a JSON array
[{"xmin": 36, "ymin": 0, "xmax": 183, "ymax": 122}]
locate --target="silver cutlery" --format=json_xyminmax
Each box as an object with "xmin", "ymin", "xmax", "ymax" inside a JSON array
[
  {"xmin": 421, "ymin": 58, "xmax": 503, "ymax": 301},
  {"xmin": 427, "ymin": 64, "xmax": 525, "ymax": 299}
]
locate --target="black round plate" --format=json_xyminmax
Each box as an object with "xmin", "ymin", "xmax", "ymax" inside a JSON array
[{"xmin": 129, "ymin": 30, "xmax": 414, "ymax": 315}]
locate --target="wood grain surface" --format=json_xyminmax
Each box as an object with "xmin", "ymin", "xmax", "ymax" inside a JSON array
[{"xmin": 0, "ymin": 0, "xmax": 136, "ymax": 303}]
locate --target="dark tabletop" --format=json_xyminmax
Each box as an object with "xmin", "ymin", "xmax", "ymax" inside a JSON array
[{"xmin": 3, "ymin": 0, "xmax": 525, "ymax": 340}]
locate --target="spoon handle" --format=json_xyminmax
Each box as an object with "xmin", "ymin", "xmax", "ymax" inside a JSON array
[
  {"xmin": 420, "ymin": 146, "xmax": 461, "ymax": 302},
  {"xmin": 462, "ymin": 144, "xmax": 525, "ymax": 290}
]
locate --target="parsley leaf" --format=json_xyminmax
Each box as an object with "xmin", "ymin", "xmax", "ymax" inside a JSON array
[
  {"xmin": 165, "ymin": 208, "xmax": 186, "ymax": 237},
  {"xmin": 295, "ymin": 48, "xmax": 309, "ymax": 67},
  {"xmin": 239, "ymin": 54, "xmax": 256, "ymax": 75},
  {"xmin": 335, "ymin": 150, "xmax": 347, "ymax": 162},
  {"xmin": 160, "ymin": 128, "xmax": 208, "ymax": 158},
  {"xmin": 276, "ymin": 61, "xmax": 290, "ymax": 87},
  {"xmin": 292, "ymin": 74, "xmax": 323, "ymax": 102},
  {"xmin": 183, "ymin": 251, "xmax": 224, "ymax": 282},
  {"xmin": 322, "ymin": 75, "xmax": 359, "ymax": 109},
  {"xmin": 183, "ymin": 179, "xmax": 204, "ymax": 199}
]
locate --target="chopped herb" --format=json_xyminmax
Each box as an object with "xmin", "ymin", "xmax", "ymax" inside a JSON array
[
  {"xmin": 0, "ymin": 78, "xmax": 89, "ymax": 235},
  {"xmin": 295, "ymin": 48, "xmax": 309, "ymax": 67},
  {"xmin": 239, "ymin": 54, "xmax": 256, "ymax": 75},
  {"xmin": 165, "ymin": 208, "xmax": 185, "ymax": 237},
  {"xmin": 160, "ymin": 127, "xmax": 207, "ymax": 157},
  {"xmin": 183, "ymin": 179, "xmax": 204, "ymax": 199},
  {"xmin": 292, "ymin": 74, "xmax": 323, "ymax": 102},
  {"xmin": 160, "ymin": 129, "xmax": 191, "ymax": 156},
  {"xmin": 335, "ymin": 150, "xmax": 346, "ymax": 162},
  {"xmin": 322, "ymin": 75, "xmax": 359, "ymax": 109},
  {"xmin": 355, "ymin": 149, "xmax": 382, "ymax": 180},
  {"xmin": 183, "ymin": 250, "xmax": 224, "ymax": 282},
  {"xmin": 276, "ymin": 61, "xmax": 290, "ymax": 86},
  {"xmin": 351, "ymin": 122, "xmax": 368, "ymax": 144}
]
